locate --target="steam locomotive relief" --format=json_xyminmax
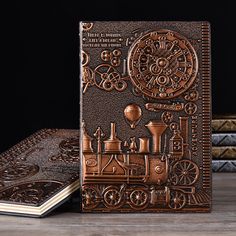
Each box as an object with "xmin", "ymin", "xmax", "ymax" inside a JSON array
[
  {"xmin": 82, "ymin": 114, "xmax": 206, "ymax": 211},
  {"xmin": 81, "ymin": 23, "xmax": 211, "ymax": 212}
]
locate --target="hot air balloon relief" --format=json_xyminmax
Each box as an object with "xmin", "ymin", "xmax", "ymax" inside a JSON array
[{"xmin": 124, "ymin": 104, "xmax": 142, "ymax": 129}]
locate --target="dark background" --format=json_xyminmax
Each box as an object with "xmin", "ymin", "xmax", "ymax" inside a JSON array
[{"xmin": 0, "ymin": 1, "xmax": 235, "ymax": 152}]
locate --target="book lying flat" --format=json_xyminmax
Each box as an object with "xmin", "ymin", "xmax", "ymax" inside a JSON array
[
  {"xmin": 80, "ymin": 21, "xmax": 211, "ymax": 212},
  {"xmin": 0, "ymin": 129, "xmax": 79, "ymax": 217},
  {"xmin": 212, "ymin": 133, "xmax": 236, "ymax": 146},
  {"xmin": 212, "ymin": 115, "xmax": 236, "ymax": 132},
  {"xmin": 212, "ymin": 146, "xmax": 236, "ymax": 160}
]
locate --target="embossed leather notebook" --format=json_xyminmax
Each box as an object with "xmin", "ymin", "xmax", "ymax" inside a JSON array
[
  {"xmin": 80, "ymin": 21, "xmax": 211, "ymax": 212},
  {"xmin": 0, "ymin": 129, "xmax": 80, "ymax": 217}
]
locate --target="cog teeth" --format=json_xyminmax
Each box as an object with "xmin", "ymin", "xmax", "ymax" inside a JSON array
[{"xmin": 128, "ymin": 30, "xmax": 198, "ymax": 99}]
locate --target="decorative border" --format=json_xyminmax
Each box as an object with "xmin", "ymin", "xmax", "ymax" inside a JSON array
[{"xmin": 201, "ymin": 22, "xmax": 211, "ymax": 190}]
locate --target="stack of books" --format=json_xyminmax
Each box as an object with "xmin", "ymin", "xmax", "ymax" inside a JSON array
[{"xmin": 212, "ymin": 115, "xmax": 236, "ymax": 172}]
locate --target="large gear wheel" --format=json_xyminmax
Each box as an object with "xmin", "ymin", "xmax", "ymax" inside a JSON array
[{"xmin": 128, "ymin": 30, "xmax": 198, "ymax": 99}]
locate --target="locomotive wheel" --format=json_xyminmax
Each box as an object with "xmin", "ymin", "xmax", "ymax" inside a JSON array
[
  {"xmin": 168, "ymin": 190, "xmax": 186, "ymax": 210},
  {"xmin": 82, "ymin": 186, "xmax": 99, "ymax": 210},
  {"xmin": 173, "ymin": 160, "xmax": 199, "ymax": 185},
  {"xmin": 103, "ymin": 186, "xmax": 124, "ymax": 209},
  {"xmin": 129, "ymin": 189, "xmax": 149, "ymax": 210}
]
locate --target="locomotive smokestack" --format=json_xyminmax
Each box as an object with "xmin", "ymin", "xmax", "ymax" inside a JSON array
[
  {"xmin": 110, "ymin": 122, "xmax": 116, "ymax": 140},
  {"xmin": 104, "ymin": 122, "xmax": 122, "ymax": 153},
  {"xmin": 145, "ymin": 121, "xmax": 167, "ymax": 154}
]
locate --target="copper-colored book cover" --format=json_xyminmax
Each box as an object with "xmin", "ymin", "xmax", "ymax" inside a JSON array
[
  {"xmin": 0, "ymin": 129, "xmax": 80, "ymax": 217},
  {"xmin": 80, "ymin": 21, "xmax": 211, "ymax": 212}
]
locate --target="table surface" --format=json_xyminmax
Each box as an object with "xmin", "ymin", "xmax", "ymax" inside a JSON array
[{"xmin": 0, "ymin": 173, "xmax": 235, "ymax": 236}]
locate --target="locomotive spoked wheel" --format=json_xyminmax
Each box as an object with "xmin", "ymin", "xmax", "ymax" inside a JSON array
[
  {"xmin": 173, "ymin": 160, "xmax": 199, "ymax": 185},
  {"xmin": 103, "ymin": 186, "xmax": 124, "ymax": 209},
  {"xmin": 129, "ymin": 189, "xmax": 149, "ymax": 210},
  {"xmin": 169, "ymin": 190, "xmax": 186, "ymax": 210},
  {"xmin": 82, "ymin": 186, "xmax": 99, "ymax": 210}
]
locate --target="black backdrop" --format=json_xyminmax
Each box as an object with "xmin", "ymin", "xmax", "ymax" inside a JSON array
[{"xmin": 1, "ymin": 1, "xmax": 235, "ymax": 152}]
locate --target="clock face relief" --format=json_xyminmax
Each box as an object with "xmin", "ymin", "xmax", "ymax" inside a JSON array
[{"xmin": 128, "ymin": 30, "xmax": 198, "ymax": 99}]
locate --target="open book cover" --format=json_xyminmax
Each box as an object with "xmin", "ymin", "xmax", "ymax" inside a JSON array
[
  {"xmin": 80, "ymin": 21, "xmax": 211, "ymax": 212},
  {"xmin": 0, "ymin": 129, "xmax": 79, "ymax": 217}
]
